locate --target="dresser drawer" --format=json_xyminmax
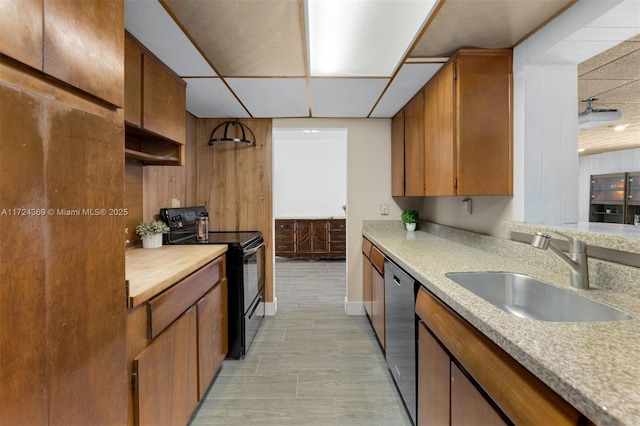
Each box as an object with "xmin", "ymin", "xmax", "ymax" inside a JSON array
[
  {"xmin": 275, "ymin": 220, "xmax": 296, "ymax": 231},
  {"xmin": 329, "ymin": 242, "xmax": 347, "ymax": 253},
  {"xmin": 147, "ymin": 256, "xmax": 223, "ymax": 339},
  {"xmin": 328, "ymin": 219, "xmax": 345, "ymax": 230},
  {"xmin": 275, "ymin": 230, "xmax": 295, "ymax": 243},
  {"xmin": 329, "ymin": 230, "xmax": 346, "ymax": 242},
  {"xmin": 275, "ymin": 243, "xmax": 296, "ymax": 253}
]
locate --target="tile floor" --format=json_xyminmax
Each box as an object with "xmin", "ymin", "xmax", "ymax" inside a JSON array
[{"xmin": 189, "ymin": 258, "xmax": 413, "ymax": 425}]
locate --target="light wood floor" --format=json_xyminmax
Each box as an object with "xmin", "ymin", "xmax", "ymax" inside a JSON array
[{"xmin": 189, "ymin": 258, "xmax": 412, "ymax": 425}]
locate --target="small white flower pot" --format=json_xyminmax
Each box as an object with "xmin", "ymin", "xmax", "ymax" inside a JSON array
[
  {"xmin": 405, "ymin": 223, "xmax": 416, "ymax": 232},
  {"xmin": 142, "ymin": 233, "xmax": 163, "ymax": 249}
]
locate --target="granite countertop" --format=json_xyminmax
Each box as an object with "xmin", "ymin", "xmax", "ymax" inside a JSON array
[
  {"xmin": 125, "ymin": 244, "xmax": 227, "ymax": 308},
  {"xmin": 363, "ymin": 225, "xmax": 640, "ymax": 426}
]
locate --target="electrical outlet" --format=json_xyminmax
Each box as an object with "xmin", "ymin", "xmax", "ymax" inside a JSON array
[{"xmin": 380, "ymin": 203, "xmax": 389, "ymax": 215}]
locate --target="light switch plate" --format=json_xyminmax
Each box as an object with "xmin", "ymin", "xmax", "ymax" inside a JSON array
[{"xmin": 380, "ymin": 203, "xmax": 389, "ymax": 215}]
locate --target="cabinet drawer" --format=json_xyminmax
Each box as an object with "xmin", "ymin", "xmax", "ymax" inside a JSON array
[
  {"xmin": 329, "ymin": 230, "xmax": 346, "ymax": 242},
  {"xmin": 275, "ymin": 243, "xmax": 296, "ymax": 253},
  {"xmin": 329, "ymin": 242, "xmax": 346, "ymax": 253},
  {"xmin": 370, "ymin": 245, "xmax": 385, "ymax": 275},
  {"xmin": 362, "ymin": 238, "xmax": 373, "ymax": 258},
  {"xmin": 275, "ymin": 220, "xmax": 296, "ymax": 231},
  {"xmin": 275, "ymin": 230, "xmax": 295, "ymax": 243},
  {"xmin": 147, "ymin": 257, "xmax": 223, "ymax": 339},
  {"xmin": 328, "ymin": 219, "xmax": 345, "ymax": 230}
]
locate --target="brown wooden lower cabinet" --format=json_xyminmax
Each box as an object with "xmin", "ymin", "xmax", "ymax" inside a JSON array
[
  {"xmin": 451, "ymin": 363, "xmax": 507, "ymax": 426},
  {"xmin": 362, "ymin": 237, "xmax": 385, "ymax": 349},
  {"xmin": 196, "ymin": 278, "xmax": 228, "ymax": 399},
  {"xmin": 127, "ymin": 257, "xmax": 227, "ymax": 426},
  {"xmin": 416, "ymin": 286, "xmax": 588, "ymax": 426},
  {"xmin": 276, "ymin": 218, "xmax": 346, "ymax": 260},
  {"xmin": 370, "ymin": 245, "xmax": 385, "ymax": 349},
  {"xmin": 133, "ymin": 307, "xmax": 198, "ymax": 426},
  {"xmin": 418, "ymin": 323, "xmax": 450, "ymax": 426},
  {"xmin": 362, "ymin": 238, "xmax": 373, "ymax": 318}
]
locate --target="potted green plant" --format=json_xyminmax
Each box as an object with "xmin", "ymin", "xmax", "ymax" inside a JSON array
[
  {"xmin": 136, "ymin": 220, "xmax": 169, "ymax": 249},
  {"xmin": 401, "ymin": 209, "xmax": 419, "ymax": 232}
]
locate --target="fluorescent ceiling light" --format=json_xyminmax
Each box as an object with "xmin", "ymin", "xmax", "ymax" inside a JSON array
[{"xmin": 307, "ymin": 0, "xmax": 438, "ymax": 77}]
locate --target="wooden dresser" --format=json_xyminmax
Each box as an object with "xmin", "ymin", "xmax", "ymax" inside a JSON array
[{"xmin": 275, "ymin": 218, "xmax": 346, "ymax": 260}]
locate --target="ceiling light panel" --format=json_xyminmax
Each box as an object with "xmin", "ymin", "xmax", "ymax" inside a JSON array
[
  {"xmin": 183, "ymin": 78, "xmax": 249, "ymax": 118},
  {"xmin": 308, "ymin": 0, "xmax": 438, "ymax": 77},
  {"xmin": 124, "ymin": 0, "xmax": 215, "ymax": 77},
  {"xmin": 164, "ymin": 0, "xmax": 305, "ymax": 77},
  {"xmin": 370, "ymin": 63, "xmax": 444, "ymax": 117},
  {"xmin": 411, "ymin": 0, "xmax": 575, "ymax": 57},
  {"xmin": 226, "ymin": 79, "xmax": 309, "ymax": 118},
  {"xmin": 310, "ymin": 78, "xmax": 389, "ymax": 117}
]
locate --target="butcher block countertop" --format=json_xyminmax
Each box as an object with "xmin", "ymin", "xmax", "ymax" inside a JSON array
[{"xmin": 125, "ymin": 245, "xmax": 227, "ymax": 308}]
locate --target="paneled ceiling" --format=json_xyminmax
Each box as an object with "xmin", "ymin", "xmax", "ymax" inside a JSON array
[
  {"xmin": 577, "ymin": 34, "xmax": 640, "ymax": 155},
  {"xmin": 125, "ymin": 0, "xmax": 640, "ymax": 154}
]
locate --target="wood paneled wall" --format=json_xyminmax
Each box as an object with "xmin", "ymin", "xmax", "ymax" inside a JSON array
[
  {"xmin": 197, "ymin": 118, "xmax": 274, "ymax": 302},
  {"xmin": 125, "ymin": 159, "xmax": 143, "ymax": 244}
]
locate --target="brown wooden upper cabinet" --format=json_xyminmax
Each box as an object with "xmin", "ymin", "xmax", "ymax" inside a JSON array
[
  {"xmin": 124, "ymin": 32, "xmax": 186, "ymax": 165},
  {"xmin": 405, "ymin": 90, "xmax": 425, "ymax": 196},
  {"xmin": 0, "ymin": 0, "xmax": 124, "ymax": 107},
  {"xmin": 391, "ymin": 110, "xmax": 405, "ymax": 196},
  {"xmin": 392, "ymin": 49, "xmax": 513, "ymax": 197}
]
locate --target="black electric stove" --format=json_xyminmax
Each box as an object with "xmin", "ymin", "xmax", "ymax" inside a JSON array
[{"xmin": 160, "ymin": 207, "xmax": 265, "ymax": 359}]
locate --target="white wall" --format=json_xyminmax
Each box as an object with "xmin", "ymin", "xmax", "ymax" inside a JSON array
[
  {"xmin": 274, "ymin": 118, "xmax": 408, "ymax": 314},
  {"xmin": 273, "ymin": 130, "xmax": 347, "ymax": 218},
  {"xmin": 578, "ymin": 148, "xmax": 640, "ymax": 222}
]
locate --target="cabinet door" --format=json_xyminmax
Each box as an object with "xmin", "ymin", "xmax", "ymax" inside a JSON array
[
  {"xmin": 371, "ymin": 266, "xmax": 385, "ymax": 349},
  {"xmin": 196, "ymin": 279, "xmax": 228, "ymax": 400},
  {"xmin": 418, "ymin": 322, "xmax": 450, "ymax": 426},
  {"xmin": 0, "ymin": 82, "xmax": 48, "ymax": 426},
  {"xmin": 0, "ymin": 0, "xmax": 43, "ymax": 69},
  {"xmin": 404, "ymin": 90, "xmax": 425, "ymax": 196},
  {"xmin": 43, "ymin": 0, "xmax": 124, "ymax": 106},
  {"xmin": 456, "ymin": 52, "xmax": 512, "ymax": 196},
  {"xmin": 143, "ymin": 54, "xmax": 186, "ymax": 144},
  {"xmin": 125, "ymin": 34, "xmax": 143, "ymax": 127},
  {"xmin": 363, "ymin": 254, "xmax": 372, "ymax": 318},
  {"xmin": 133, "ymin": 307, "xmax": 198, "ymax": 426},
  {"xmin": 392, "ymin": 109, "xmax": 406, "ymax": 196},
  {"xmin": 297, "ymin": 220, "xmax": 312, "ymax": 253},
  {"xmin": 424, "ymin": 62, "xmax": 455, "ymax": 196},
  {"xmin": 311, "ymin": 220, "xmax": 328, "ymax": 253},
  {"xmin": 451, "ymin": 363, "xmax": 507, "ymax": 426}
]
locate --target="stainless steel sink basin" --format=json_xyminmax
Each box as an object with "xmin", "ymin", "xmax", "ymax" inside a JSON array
[{"xmin": 445, "ymin": 272, "xmax": 633, "ymax": 322}]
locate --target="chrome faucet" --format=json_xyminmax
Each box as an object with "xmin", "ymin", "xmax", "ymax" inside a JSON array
[{"xmin": 531, "ymin": 232, "xmax": 590, "ymax": 289}]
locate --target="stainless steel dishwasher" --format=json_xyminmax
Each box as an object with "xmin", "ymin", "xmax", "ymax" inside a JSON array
[{"xmin": 384, "ymin": 258, "xmax": 417, "ymax": 424}]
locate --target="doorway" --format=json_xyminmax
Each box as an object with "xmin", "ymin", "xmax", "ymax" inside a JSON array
[{"xmin": 272, "ymin": 128, "xmax": 348, "ymax": 314}]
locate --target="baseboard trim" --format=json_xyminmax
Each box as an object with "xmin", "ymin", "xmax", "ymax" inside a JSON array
[
  {"xmin": 265, "ymin": 297, "xmax": 277, "ymax": 316},
  {"xmin": 344, "ymin": 297, "xmax": 365, "ymax": 316}
]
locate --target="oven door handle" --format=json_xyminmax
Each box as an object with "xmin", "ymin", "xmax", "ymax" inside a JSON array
[
  {"xmin": 247, "ymin": 295, "xmax": 262, "ymax": 320},
  {"xmin": 244, "ymin": 242, "xmax": 264, "ymax": 257}
]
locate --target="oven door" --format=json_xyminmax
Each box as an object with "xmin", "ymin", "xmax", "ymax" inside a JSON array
[{"xmin": 241, "ymin": 240, "xmax": 265, "ymax": 356}]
